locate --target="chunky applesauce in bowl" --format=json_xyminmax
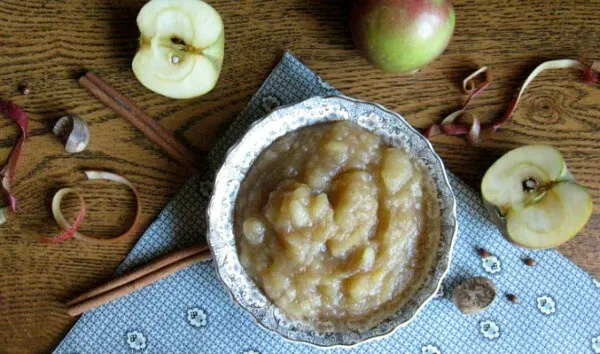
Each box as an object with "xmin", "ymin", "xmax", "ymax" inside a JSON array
[
  {"xmin": 236, "ymin": 121, "xmax": 440, "ymax": 324},
  {"xmin": 208, "ymin": 96, "xmax": 456, "ymax": 347}
]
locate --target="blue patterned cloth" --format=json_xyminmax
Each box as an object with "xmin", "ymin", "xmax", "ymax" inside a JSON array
[{"xmin": 55, "ymin": 53, "xmax": 600, "ymax": 354}]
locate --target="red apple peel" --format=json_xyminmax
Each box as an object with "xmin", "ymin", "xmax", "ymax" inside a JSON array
[
  {"xmin": 0, "ymin": 101, "xmax": 28, "ymax": 225},
  {"xmin": 42, "ymin": 171, "xmax": 142, "ymax": 244},
  {"xmin": 42, "ymin": 188, "xmax": 86, "ymax": 244},
  {"xmin": 424, "ymin": 60, "xmax": 599, "ymax": 144}
]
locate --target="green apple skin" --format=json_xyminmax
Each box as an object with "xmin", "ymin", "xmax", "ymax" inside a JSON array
[{"xmin": 350, "ymin": 0, "xmax": 455, "ymax": 73}]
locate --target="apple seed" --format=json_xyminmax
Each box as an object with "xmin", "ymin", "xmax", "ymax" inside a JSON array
[
  {"xmin": 522, "ymin": 178, "xmax": 539, "ymax": 192},
  {"xmin": 477, "ymin": 248, "xmax": 491, "ymax": 258},
  {"xmin": 170, "ymin": 37, "xmax": 185, "ymax": 45},
  {"xmin": 506, "ymin": 293, "xmax": 519, "ymax": 304}
]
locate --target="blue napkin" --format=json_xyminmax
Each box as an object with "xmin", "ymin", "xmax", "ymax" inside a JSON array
[{"xmin": 55, "ymin": 53, "xmax": 600, "ymax": 354}]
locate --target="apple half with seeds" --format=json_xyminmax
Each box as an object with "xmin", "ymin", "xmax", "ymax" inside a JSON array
[
  {"xmin": 132, "ymin": 0, "xmax": 225, "ymax": 99},
  {"xmin": 482, "ymin": 145, "xmax": 593, "ymax": 249}
]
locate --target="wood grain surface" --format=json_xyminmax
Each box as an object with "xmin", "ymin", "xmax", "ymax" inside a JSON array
[{"xmin": 1, "ymin": 0, "xmax": 599, "ymax": 352}]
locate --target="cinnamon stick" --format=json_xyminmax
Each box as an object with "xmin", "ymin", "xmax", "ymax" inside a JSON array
[
  {"xmin": 66, "ymin": 245, "xmax": 208, "ymax": 307},
  {"xmin": 79, "ymin": 73, "xmax": 201, "ymax": 175},
  {"xmin": 67, "ymin": 249, "xmax": 212, "ymax": 317}
]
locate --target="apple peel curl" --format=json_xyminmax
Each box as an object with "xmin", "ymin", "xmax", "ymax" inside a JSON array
[
  {"xmin": 53, "ymin": 115, "xmax": 90, "ymax": 153},
  {"xmin": 424, "ymin": 59, "xmax": 599, "ymax": 144},
  {"xmin": 42, "ymin": 171, "xmax": 141, "ymax": 244},
  {"xmin": 0, "ymin": 101, "xmax": 28, "ymax": 226}
]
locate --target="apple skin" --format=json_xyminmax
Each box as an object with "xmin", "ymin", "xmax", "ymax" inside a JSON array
[{"xmin": 351, "ymin": 0, "xmax": 455, "ymax": 73}]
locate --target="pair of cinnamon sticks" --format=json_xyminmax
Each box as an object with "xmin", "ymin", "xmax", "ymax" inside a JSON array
[{"xmin": 67, "ymin": 245, "xmax": 212, "ymax": 316}]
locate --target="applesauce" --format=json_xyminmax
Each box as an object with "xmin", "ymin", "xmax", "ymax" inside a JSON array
[{"xmin": 235, "ymin": 121, "xmax": 440, "ymax": 325}]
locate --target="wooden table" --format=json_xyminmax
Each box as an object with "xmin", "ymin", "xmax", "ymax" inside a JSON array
[{"xmin": 0, "ymin": 0, "xmax": 599, "ymax": 352}]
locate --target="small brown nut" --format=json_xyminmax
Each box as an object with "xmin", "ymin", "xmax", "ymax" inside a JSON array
[
  {"xmin": 453, "ymin": 276, "xmax": 497, "ymax": 314},
  {"xmin": 506, "ymin": 294, "xmax": 519, "ymax": 304},
  {"xmin": 19, "ymin": 82, "xmax": 30, "ymax": 95},
  {"xmin": 478, "ymin": 248, "xmax": 490, "ymax": 258},
  {"xmin": 523, "ymin": 258, "xmax": 537, "ymax": 267}
]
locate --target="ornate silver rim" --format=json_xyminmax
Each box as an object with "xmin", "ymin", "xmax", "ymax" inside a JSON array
[{"xmin": 207, "ymin": 95, "xmax": 458, "ymax": 348}]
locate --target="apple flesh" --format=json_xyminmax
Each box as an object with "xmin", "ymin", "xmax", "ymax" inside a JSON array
[
  {"xmin": 350, "ymin": 0, "xmax": 455, "ymax": 73},
  {"xmin": 482, "ymin": 145, "xmax": 593, "ymax": 249},
  {"xmin": 132, "ymin": 0, "xmax": 225, "ymax": 99}
]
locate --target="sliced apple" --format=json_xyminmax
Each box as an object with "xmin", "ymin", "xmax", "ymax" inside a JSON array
[
  {"xmin": 132, "ymin": 0, "xmax": 225, "ymax": 99},
  {"xmin": 482, "ymin": 145, "xmax": 593, "ymax": 249}
]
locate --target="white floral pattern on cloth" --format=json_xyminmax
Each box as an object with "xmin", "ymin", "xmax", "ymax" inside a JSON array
[
  {"xmin": 594, "ymin": 278, "xmax": 600, "ymax": 288},
  {"xmin": 422, "ymin": 344, "xmax": 441, "ymax": 354},
  {"xmin": 126, "ymin": 331, "xmax": 147, "ymax": 351},
  {"xmin": 187, "ymin": 307, "xmax": 207, "ymax": 328},
  {"xmin": 482, "ymin": 255, "xmax": 501, "ymax": 274},
  {"xmin": 536, "ymin": 295, "xmax": 556, "ymax": 315},
  {"xmin": 592, "ymin": 335, "xmax": 600, "ymax": 353},
  {"xmin": 261, "ymin": 95, "xmax": 281, "ymax": 113},
  {"xmin": 480, "ymin": 320, "xmax": 500, "ymax": 340}
]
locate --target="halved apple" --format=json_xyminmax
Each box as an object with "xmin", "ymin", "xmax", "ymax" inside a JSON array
[
  {"xmin": 132, "ymin": 0, "xmax": 225, "ymax": 99},
  {"xmin": 482, "ymin": 145, "xmax": 593, "ymax": 249}
]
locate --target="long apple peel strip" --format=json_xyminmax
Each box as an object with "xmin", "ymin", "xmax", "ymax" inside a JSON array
[
  {"xmin": 43, "ymin": 171, "xmax": 142, "ymax": 244},
  {"xmin": 0, "ymin": 101, "xmax": 28, "ymax": 225},
  {"xmin": 424, "ymin": 59, "xmax": 599, "ymax": 143}
]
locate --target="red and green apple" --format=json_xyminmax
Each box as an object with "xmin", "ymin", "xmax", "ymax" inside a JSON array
[{"xmin": 351, "ymin": 0, "xmax": 455, "ymax": 73}]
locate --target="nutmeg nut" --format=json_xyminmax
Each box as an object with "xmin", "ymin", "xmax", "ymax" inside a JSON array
[{"xmin": 453, "ymin": 276, "xmax": 497, "ymax": 314}]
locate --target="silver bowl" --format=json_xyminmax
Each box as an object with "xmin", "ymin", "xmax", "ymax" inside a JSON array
[{"xmin": 207, "ymin": 95, "xmax": 457, "ymax": 348}]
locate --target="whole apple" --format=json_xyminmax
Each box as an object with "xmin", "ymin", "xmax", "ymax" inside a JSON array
[{"xmin": 351, "ymin": 0, "xmax": 455, "ymax": 73}]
